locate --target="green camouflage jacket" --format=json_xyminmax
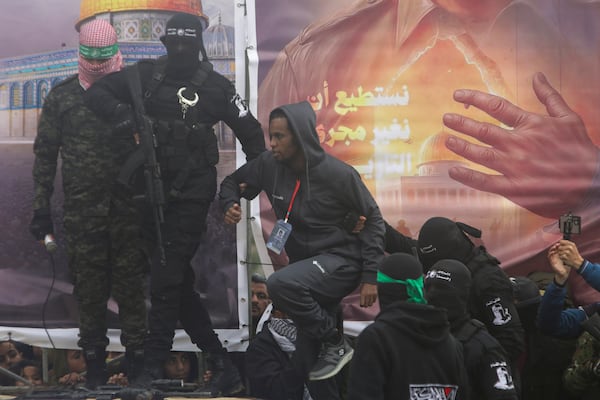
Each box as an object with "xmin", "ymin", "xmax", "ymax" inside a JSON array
[{"xmin": 33, "ymin": 75, "xmax": 134, "ymax": 217}]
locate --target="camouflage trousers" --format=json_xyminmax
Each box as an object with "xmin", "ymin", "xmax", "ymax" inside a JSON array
[{"xmin": 64, "ymin": 207, "xmax": 148, "ymax": 351}]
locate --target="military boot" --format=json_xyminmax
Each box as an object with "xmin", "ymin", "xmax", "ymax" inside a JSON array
[
  {"xmin": 83, "ymin": 347, "xmax": 108, "ymax": 390},
  {"xmin": 125, "ymin": 348, "xmax": 145, "ymax": 384},
  {"xmin": 206, "ymin": 352, "xmax": 244, "ymax": 396},
  {"xmin": 131, "ymin": 354, "xmax": 164, "ymax": 389}
]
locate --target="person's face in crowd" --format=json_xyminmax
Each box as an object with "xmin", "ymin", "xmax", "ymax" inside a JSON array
[
  {"xmin": 251, "ymin": 281, "xmax": 270, "ymax": 319},
  {"xmin": 269, "ymin": 117, "xmax": 301, "ymax": 164},
  {"xmin": 16, "ymin": 365, "xmax": 43, "ymax": 386},
  {"xmin": 164, "ymin": 352, "xmax": 191, "ymax": 381},
  {"xmin": 66, "ymin": 350, "xmax": 87, "ymax": 374},
  {"xmin": 0, "ymin": 341, "xmax": 23, "ymax": 368}
]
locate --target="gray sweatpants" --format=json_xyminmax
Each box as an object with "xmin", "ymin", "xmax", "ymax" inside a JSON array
[{"xmin": 266, "ymin": 253, "xmax": 361, "ymax": 341}]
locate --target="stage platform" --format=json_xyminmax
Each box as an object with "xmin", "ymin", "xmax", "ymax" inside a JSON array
[{"xmin": 0, "ymin": 388, "xmax": 258, "ymax": 400}]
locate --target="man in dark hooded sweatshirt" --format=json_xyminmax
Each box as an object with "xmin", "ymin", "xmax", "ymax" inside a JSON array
[
  {"xmin": 425, "ymin": 259, "xmax": 518, "ymax": 400},
  {"xmin": 347, "ymin": 253, "xmax": 469, "ymax": 400},
  {"xmin": 219, "ymin": 101, "xmax": 385, "ymax": 386}
]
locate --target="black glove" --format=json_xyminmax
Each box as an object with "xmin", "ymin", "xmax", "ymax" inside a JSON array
[
  {"xmin": 29, "ymin": 208, "xmax": 53, "ymax": 241},
  {"xmin": 112, "ymin": 103, "xmax": 136, "ymax": 137},
  {"xmin": 342, "ymin": 210, "xmax": 361, "ymax": 233}
]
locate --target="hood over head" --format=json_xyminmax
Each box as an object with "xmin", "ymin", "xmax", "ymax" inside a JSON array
[
  {"xmin": 376, "ymin": 301, "xmax": 451, "ymax": 347},
  {"xmin": 270, "ymin": 101, "xmax": 326, "ymax": 170}
]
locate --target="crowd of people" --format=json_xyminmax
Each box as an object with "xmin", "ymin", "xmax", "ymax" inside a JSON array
[{"xmin": 4, "ymin": 6, "xmax": 598, "ymax": 400}]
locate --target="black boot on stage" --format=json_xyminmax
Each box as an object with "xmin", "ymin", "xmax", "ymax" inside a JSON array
[
  {"xmin": 83, "ymin": 347, "xmax": 108, "ymax": 390},
  {"xmin": 125, "ymin": 348, "xmax": 145, "ymax": 384},
  {"xmin": 131, "ymin": 355, "xmax": 164, "ymax": 389}
]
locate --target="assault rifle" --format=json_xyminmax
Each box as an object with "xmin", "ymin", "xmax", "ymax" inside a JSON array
[
  {"xmin": 119, "ymin": 65, "xmax": 167, "ymax": 266},
  {"xmin": 9, "ymin": 381, "xmax": 212, "ymax": 400}
]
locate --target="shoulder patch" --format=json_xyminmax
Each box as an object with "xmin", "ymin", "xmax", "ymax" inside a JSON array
[
  {"xmin": 490, "ymin": 361, "xmax": 515, "ymax": 391},
  {"xmin": 231, "ymin": 93, "xmax": 249, "ymax": 118},
  {"xmin": 485, "ymin": 297, "xmax": 513, "ymax": 325}
]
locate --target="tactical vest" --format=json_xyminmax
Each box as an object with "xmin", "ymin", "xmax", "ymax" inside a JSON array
[{"xmin": 143, "ymin": 59, "xmax": 219, "ymax": 197}]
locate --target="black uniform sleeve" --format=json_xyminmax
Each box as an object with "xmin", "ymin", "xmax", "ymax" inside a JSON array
[
  {"xmin": 384, "ymin": 220, "xmax": 418, "ymax": 255},
  {"xmin": 469, "ymin": 251, "xmax": 525, "ymax": 363},
  {"xmin": 218, "ymin": 156, "xmax": 265, "ymax": 213},
  {"xmin": 208, "ymin": 73, "xmax": 266, "ymax": 160},
  {"xmin": 466, "ymin": 328, "xmax": 519, "ymax": 400},
  {"xmin": 83, "ymin": 66, "xmax": 138, "ymax": 122}
]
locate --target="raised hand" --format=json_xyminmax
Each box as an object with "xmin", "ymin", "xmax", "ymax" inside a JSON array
[{"xmin": 443, "ymin": 72, "xmax": 599, "ymax": 219}]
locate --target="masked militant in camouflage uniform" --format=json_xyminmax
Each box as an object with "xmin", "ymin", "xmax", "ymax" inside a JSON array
[{"xmin": 30, "ymin": 19, "xmax": 147, "ymax": 389}]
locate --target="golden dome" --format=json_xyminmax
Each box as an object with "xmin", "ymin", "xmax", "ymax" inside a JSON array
[
  {"xmin": 78, "ymin": 0, "xmax": 207, "ymax": 29},
  {"xmin": 418, "ymin": 131, "xmax": 465, "ymax": 165}
]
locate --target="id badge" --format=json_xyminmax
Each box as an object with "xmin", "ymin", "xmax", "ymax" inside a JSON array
[{"xmin": 266, "ymin": 219, "xmax": 292, "ymax": 255}]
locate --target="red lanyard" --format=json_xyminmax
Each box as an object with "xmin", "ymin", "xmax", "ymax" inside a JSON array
[{"xmin": 284, "ymin": 179, "xmax": 301, "ymax": 223}]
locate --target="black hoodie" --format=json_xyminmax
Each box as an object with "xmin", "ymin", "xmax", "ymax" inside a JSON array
[
  {"xmin": 219, "ymin": 101, "xmax": 385, "ymax": 283},
  {"xmin": 348, "ymin": 301, "xmax": 470, "ymax": 400}
]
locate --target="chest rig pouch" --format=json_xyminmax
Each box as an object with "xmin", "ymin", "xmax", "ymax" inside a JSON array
[{"xmin": 144, "ymin": 59, "xmax": 218, "ymax": 198}]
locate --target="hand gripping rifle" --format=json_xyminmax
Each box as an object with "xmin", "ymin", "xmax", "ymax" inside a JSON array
[{"xmin": 119, "ymin": 65, "xmax": 167, "ymax": 266}]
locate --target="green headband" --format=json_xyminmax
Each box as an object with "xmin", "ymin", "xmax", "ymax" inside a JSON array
[
  {"xmin": 377, "ymin": 270, "xmax": 426, "ymax": 304},
  {"xmin": 79, "ymin": 43, "xmax": 119, "ymax": 60}
]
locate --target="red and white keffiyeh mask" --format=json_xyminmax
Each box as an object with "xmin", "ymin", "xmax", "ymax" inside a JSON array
[{"xmin": 78, "ymin": 19, "xmax": 123, "ymax": 90}]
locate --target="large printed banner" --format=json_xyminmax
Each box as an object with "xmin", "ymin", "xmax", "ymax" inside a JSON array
[
  {"xmin": 251, "ymin": 0, "xmax": 600, "ymax": 322},
  {"xmin": 2, "ymin": 0, "xmax": 600, "ymax": 351},
  {"xmin": 0, "ymin": 0, "xmax": 249, "ymax": 351}
]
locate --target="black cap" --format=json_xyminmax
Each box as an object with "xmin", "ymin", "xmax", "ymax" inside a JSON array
[{"xmin": 418, "ymin": 217, "xmax": 480, "ymax": 270}]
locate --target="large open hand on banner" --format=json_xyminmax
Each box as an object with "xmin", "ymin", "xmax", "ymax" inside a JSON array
[{"xmin": 443, "ymin": 72, "xmax": 599, "ymax": 219}]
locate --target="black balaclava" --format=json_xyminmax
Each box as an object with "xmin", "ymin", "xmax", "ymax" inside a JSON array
[
  {"xmin": 417, "ymin": 216, "xmax": 481, "ymax": 271},
  {"xmin": 424, "ymin": 259, "xmax": 472, "ymax": 329},
  {"xmin": 160, "ymin": 13, "xmax": 207, "ymax": 77},
  {"xmin": 377, "ymin": 253, "xmax": 426, "ymax": 310}
]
